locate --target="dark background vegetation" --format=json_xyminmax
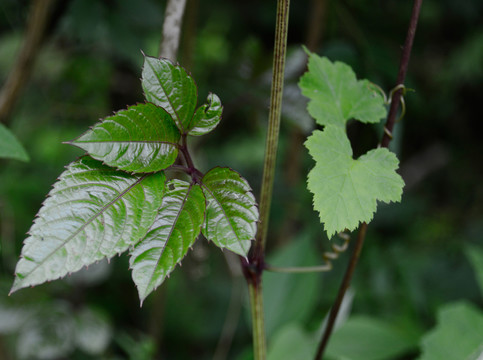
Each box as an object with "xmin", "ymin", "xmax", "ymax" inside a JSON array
[{"xmin": 0, "ymin": 0, "xmax": 482, "ymax": 359}]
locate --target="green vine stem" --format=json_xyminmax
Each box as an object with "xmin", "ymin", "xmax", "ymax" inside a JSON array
[
  {"xmin": 255, "ymin": 0, "xmax": 290, "ymax": 257},
  {"xmin": 244, "ymin": 0, "xmax": 290, "ymax": 359},
  {"xmin": 314, "ymin": 1, "xmax": 423, "ymax": 359}
]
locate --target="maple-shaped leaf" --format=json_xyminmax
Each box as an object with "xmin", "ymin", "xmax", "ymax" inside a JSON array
[
  {"xmin": 299, "ymin": 51, "xmax": 386, "ymax": 127},
  {"xmin": 305, "ymin": 125, "xmax": 404, "ymax": 238}
]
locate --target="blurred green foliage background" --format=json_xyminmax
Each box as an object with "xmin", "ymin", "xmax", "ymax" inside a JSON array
[{"xmin": 0, "ymin": 0, "xmax": 482, "ymax": 359}]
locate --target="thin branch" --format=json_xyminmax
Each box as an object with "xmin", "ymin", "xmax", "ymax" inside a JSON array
[
  {"xmin": 314, "ymin": 222, "xmax": 367, "ymax": 359},
  {"xmin": 0, "ymin": 0, "xmax": 55, "ymax": 125},
  {"xmin": 381, "ymin": 0, "xmax": 423, "ymax": 148},
  {"xmin": 314, "ymin": 1, "xmax": 423, "ymax": 358},
  {"xmin": 159, "ymin": 0, "xmax": 187, "ymax": 61}
]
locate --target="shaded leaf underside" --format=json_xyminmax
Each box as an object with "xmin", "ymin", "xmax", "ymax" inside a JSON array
[
  {"xmin": 201, "ymin": 167, "xmax": 258, "ymax": 256},
  {"xmin": 11, "ymin": 157, "xmax": 165, "ymax": 293},
  {"xmin": 130, "ymin": 180, "xmax": 205, "ymax": 304}
]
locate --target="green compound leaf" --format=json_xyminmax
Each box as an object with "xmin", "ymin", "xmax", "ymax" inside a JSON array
[
  {"xmin": 11, "ymin": 157, "xmax": 165, "ymax": 294},
  {"xmin": 306, "ymin": 125, "xmax": 404, "ymax": 238},
  {"xmin": 142, "ymin": 55, "xmax": 197, "ymax": 133},
  {"xmin": 419, "ymin": 302, "xmax": 483, "ymax": 360},
  {"xmin": 299, "ymin": 50, "xmax": 386, "ymax": 127},
  {"xmin": 130, "ymin": 180, "xmax": 205, "ymax": 304},
  {"xmin": 0, "ymin": 123, "xmax": 29, "ymax": 162},
  {"xmin": 70, "ymin": 103, "xmax": 180, "ymax": 173},
  {"xmin": 201, "ymin": 167, "xmax": 258, "ymax": 256},
  {"xmin": 188, "ymin": 93, "xmax": 222, "ymax": 136}
]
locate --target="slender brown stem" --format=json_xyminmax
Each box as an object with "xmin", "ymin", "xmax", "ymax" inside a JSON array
[
  {"xmin": 314, "ymin": 1, "xmax": 422, "ymax": 358},
  {"xmin": 381, "ymin": 0, "xmax": 423, "ymax": 148},
  {"xmin": 0, "ymin": 0, "xmax": 55, "ymax": 125},
  {"xmin": 314, "ymin": 223, "xmax": 367, "ymax": 359}
]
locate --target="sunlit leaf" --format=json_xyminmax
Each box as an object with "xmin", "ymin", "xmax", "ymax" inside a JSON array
[
  {"xmin": 141, "ymin": 55, "xmax": 197, "ymax": 133},
  {"xmin": 11, "ymin": 157, "xmax": 165, "ymax": 293},
  {"xmin": 130, "ymin": 180, "xmax": 205, "ymax": 304},
  {"xmin": 201, "ymin": 167, "xmax": 258, "ymax": 256},
  {"xmin": 188, "ymin": 93, "xmax": 222, "ymax": 136},
  {"xmin": 299, "ymin": 50, "xmax": 386, "ymax": 128},
  {"xmin": 419, "ymin": 302, "xmax": 483, "ymax": 360},
  {"xmin": 306, "ymin": 125, "xmax": 404, "ymax": 238},
  {"xmin": 0, "ymin": 123, "xmax": 29, "ymax": 162},
  {"xmin": 70, "ymin": 103, "xmax": 180, "ymax": 173}
]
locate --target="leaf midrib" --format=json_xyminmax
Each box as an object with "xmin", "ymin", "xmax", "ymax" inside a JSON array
[
  {"xmin": 146, "ymin": 60, "xmax": 185, "ymax": 133},
  {"xmin": 143, "ymin": 182, "xmax": 194, "ymax": 297},
  {"xmin": 18, "ymin": 173, "xmax": 150, "ymax": 281},
  {"xmin": 202, "ymin": 182, "xmax": 247, "ymax": 253}
]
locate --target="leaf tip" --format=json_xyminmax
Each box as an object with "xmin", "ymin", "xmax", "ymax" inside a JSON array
[{"xmin": 301, "ymin": 44, "xmax": 311, "ymax": 56}]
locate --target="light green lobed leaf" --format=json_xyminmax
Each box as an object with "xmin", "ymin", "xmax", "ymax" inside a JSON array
[
  {"xmin": 201, "ymin": 167, "xmax": 258, "ymax": 256},
  {"xmin": 0, "ymin": 123, "xmax": 29, "ymax": 162},
  {"xmin": 11, "ymin": 157, "xmax": 165, "ymax": 293},
  {"xmin": 142, "ymin": 56, "xmax": 197, "ymax": 133},
  {"xmin": 306, "ymin": 125, "xmax": 404, "ymax": 238},
  {"xmin": 129, "ymin": 180, "xmax": 205, "ymax": 304},
  {"xmin": 188, "ymin": 93, "xmax": 223, "ymax": 136},
  {"xmin": 299, "ymin": 51, "xmax": 386, "ymax": 127},
  {"xmin": 70, "ymin": 103, "xmax": 180, "ymax": 173}
]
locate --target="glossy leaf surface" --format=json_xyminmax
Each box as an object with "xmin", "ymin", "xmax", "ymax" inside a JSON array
[
  {"xmin": 0, "ymin": 123, "xmax": 29, "ymax": 162},
  {"xmin": 299, "ymin": 51, "xmax": 386, "ymax": 127},
  {"xmin": 306, "ymin": 125, "xmax": 404, "ymax": 238},
  {"xmin": 70, "ymin": 103, "xmax": 180, "ymax": 173},
  {"xmin": 142, "ymin": 56, "xmax": 197, "ymax": 133},
  {"xmin": 201, "ymin": 167, "xmax": 258, "ymax": 256},
  {"xmin": 188, "ymin": 93, "xmax": 222, "ymax": 136},
  {"xmin": 419, "ymin": 302, "xmax": 483, "ymax": 360},
  {"xmin": 11, "ymin": 157, "xmax": 165, "ymax": 293},
  {"xmin": 130, "ymin": 180, "xmax": 205, "ymax": 304}
]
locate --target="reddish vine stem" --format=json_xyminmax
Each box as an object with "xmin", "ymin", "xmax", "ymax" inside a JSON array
[
  {"xmin": 381, "ymin": 0, "xmax": 423, "ymax": 148},
  {"xmin": 314, "ymin": 1, "xmax": 423, "ymax": 359},
  {"xmin": 314, "ymin": 223, "xmax": 367, "ymax": 360}
]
